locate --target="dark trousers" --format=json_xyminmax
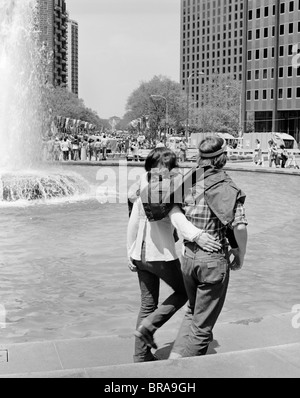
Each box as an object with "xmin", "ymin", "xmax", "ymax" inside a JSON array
[
  {"xmin": 171, "ymin": 246, "xmax": 230, "ymax": 357},
  {"xmin": 133, "ymin": 251, "xmax": 187, "ymax": 362}
]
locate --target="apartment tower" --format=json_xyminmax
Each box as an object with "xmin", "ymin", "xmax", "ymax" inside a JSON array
[
  {"xmin": 67, "ymin": 19, "xmax": 79, "ymax": 96},
  {"xmin": 38, "ymin": 0, "xmax": 68, "ymax": 87}
]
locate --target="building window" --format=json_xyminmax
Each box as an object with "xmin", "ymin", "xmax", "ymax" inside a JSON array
[
  {"xmin": 264, "ymin": 27, "xmax": 268, "ymax": 37},
  {"xmin": 289, "ymin": 23, "xmax": 294, "ymax": 34},
  {"xmin": 263, "ymin": 90, "xmax": 267, "ymax": 100},
  {"xmin": 296, "ymin": 87, "xmax": 300, "ymax": 97},
  {"xmin": 287, "ymin": 88, "xmax": 292, "ymax": 98},
  {"xmin": 247, "ymin": 91, "xmax": 251, "ymax": 100},
  {"xmin": 255, "ymin": 90, "xmax": 259, "ymax": 100},
  {"xmin": 279, "ymin": 67, "xmax": 284, "ymax": 78},
  {"xmin": 280, "ymin": 3, "xmax": 285, "ymax": 13},
  {"xmin": 263, "ymin": 69, "xmax": 268, "ymax": 79},
  {"xmin": 247, "ymin": 70, "xmax": 252, "ymax": 80},
  {"xmin": 264, "ymin": 6, "xmax": 269, "ymax": 17},
  {"xmin": 288, "ymin": 66, "xmax": 293, "ymax": 77},
  {"xmin": 263, "ymin": 48, "xmax": 268, "ymax": 58},
  {"xmin": 280, "ymin": 25, "xmax": 284, "ymax": 35},
  {"xmin": 278, "ymin": 88, "xmax": 283, "ymax": 99},
  {"xmin": 279, "ymin": 46, "xmax": 284, "ymax": 56},
  {"xmin": 248, "ymin": 30, "xmax": 252, "ymax": 40},
  {"xmin": 255, "ymin": 49, "xmax": 260, "ymax": 59},
  {"xmin": 256, "ymin": 29, "xmax": 260, "ymax": 39},
  {"xmin": 271, "ymin": 89, "xmax": 274, "ymax": 99},
  {"xmin": 272, "ymin": 26, "xmax": 275, "ymax": 36},
  {"xmin": 255, "ymin": 70, "xmax": 259, "ymax": 79},
  {"xmin": 248, "ymin": 50, "xmax": 252, "ymax": 60},
  {"xmin": 256, "ymin": 8, "xmax": 261, "ymax": 18},
  {"xmin": 290, "ymin": 1, "xmax": 294, "ymax": 12}
]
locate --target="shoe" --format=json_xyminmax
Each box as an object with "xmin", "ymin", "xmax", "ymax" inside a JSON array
[{"xmin": 134, "ymin": 325, "xmax": 157, "ymax": 349}]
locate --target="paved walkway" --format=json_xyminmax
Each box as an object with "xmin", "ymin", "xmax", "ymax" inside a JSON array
[{"xmin": 0, "ymin": 312, "xmax": 299, "ymax": 378}]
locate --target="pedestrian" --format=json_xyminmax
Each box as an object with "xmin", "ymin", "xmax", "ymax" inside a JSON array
[
  {"xmin": 167, "ymin": 135, "xmax": 248, "ymax": 359},
  {"xmin": 268, "ymin": 140, "xmax": 278, "ymax": 167},
  {"xmin": 101, "ymin": 134, "xmax": 109, "ymax": 160},
  {"xmin": 253, "ymin": 139, "xmax": 263, "ymax": 166},
  {"xmin": 277, "ymin": 144, "xmax": 288, "ymax": 168},
  {"xmin": 179, "ymin": 139, "xmax": 188, "ymax": 162},
  {"xmin": 80, "ymin": 138, "xmax": 88, "ymax": 161},
  {"xmin": 127, "ymin": 147, "xmax": 221, "ymax": 363},
  {"xmin": 94, "ymin": 139, "xmax": 102, "ymax": 161},
  {"xmin": 72, "ymin": 136, "xmax": 80, "ymax": 161}
]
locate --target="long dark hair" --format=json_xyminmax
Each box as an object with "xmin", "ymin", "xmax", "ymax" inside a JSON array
[{"xmin": 145, "ymin": 147, "xmax": 179, "ymax": 172}]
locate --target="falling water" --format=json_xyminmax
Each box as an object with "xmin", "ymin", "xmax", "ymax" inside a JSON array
[
  {"xmin": 0, "ymin": 0, "xmax": 90, "ymax": 202},
  {"xmin": 0, "ymin": 0, "xmax": 43, "ymax": 170}
]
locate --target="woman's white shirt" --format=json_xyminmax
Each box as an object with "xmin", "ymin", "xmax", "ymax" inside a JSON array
[{"xmin": 127, "ymin": 173, "xmax": 201, "ymax": 262}]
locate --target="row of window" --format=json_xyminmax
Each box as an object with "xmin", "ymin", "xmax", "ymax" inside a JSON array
[
  {"xmin": 247, "ymin": 87, "xmax": 300, "ymax": 100},
  {"xmin": 248, "ymin": 67, "xmax": 300, "ymax": 80},
  {"xmin": 183, "ymin": 11, "xmax": 243, "ymax": 26},
  {"xmin": 247, "ymin": 43, "xmax": 299, "ymax": 61},
  {"xmin": 183, "ymin": 54, "xmax": 243, "ymax": 65},
  {"xmin": 248, "ymin": 22, "xmax": 300, "ymax": 40},
  {"xmin": 183, "ymin": 0, "xmax": 242, "ymax": 16},
  {"xmin": 249, "ymin": 1, "xmax": 300, "ymax": 20},
  {"xmin": 182, "ymin": 69, "xmax": 242, "ymax": 80}
]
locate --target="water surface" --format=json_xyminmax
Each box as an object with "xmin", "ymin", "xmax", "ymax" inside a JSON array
[{"xmin": 0, "ymin": 165, "xmax": 299, "ymax": 343}]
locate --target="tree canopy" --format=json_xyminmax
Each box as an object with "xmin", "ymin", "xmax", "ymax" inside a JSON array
[{"xmin": 43, "ymin": 86, "xmax": 109, "ymax": 131}]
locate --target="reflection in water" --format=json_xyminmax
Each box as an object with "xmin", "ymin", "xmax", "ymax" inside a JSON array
[{"xmin": 0, "ymin": 166, "xmax": 299, "ymax": 344}]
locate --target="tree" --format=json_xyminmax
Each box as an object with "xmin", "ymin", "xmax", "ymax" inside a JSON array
[
  {"xmin": 125, "ymin": 75, "xmax": 186, "ymax": 137},
  {"xmin": 188, "ymin": 74, "xmax": 246, "ymax": 136},
  {"xmin": 42, "ymin": 85, "xmax": 108, "ymax": 132}
]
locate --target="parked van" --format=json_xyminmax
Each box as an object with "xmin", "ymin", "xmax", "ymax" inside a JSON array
[
  {"xmin": 241, "ymin": 132, "xmax": 298, "ymax": 151},
  {"xmin": 167, "ymin": 136, "xmax": 182, "ymax": 151}
]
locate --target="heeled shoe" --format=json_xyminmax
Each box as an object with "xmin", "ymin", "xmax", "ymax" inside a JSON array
[{"xmin": 134, "ymin": 325, "xmax": 157, "ymax": 350}]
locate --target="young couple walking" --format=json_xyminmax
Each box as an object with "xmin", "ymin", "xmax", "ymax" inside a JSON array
[{"xmin": 127, "ymin": 135, "xmax": 248, "ymax": 362}]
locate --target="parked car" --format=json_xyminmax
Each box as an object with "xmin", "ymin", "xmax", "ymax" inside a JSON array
[{"xmin": 127, "ymin": 148, "xmax": 151, "ymax": 161}]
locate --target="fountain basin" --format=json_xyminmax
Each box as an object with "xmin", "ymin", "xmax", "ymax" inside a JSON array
[{"xmin": 0, "ymin": 170, "xmax": 90, "ymax": 202}]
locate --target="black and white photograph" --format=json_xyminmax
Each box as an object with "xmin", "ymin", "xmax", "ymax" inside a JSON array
[{"xmin": 0, "ymin": 0, "xmax": 299, "ymax": 382}]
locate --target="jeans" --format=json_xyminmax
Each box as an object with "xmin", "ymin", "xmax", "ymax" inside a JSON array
[
  {"xmin": 171, "ymin": 246, "xmax": 230, "ymax": 357},
  {"xmin": 133, "ymin": 248, "xmax": 187, "ymax": 362}
]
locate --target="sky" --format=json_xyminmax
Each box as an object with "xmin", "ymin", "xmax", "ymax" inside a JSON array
[{"xmin": 66, "ymin": 0, "xmax": 181, "ymax": 120}]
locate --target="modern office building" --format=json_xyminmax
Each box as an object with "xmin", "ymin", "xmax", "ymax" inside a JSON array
[
  {"xmin": 180, "ymin": 0, "xmax": 244, "ymax": 104},
  {"xmin": 38, "ymin": 0, "xmax": 68, "ymax": 88},
  {"xmin": 245, "ymin": 0, "xmax": 300, "ymax": 142},
  {"xmin": 67, "ymin": 19, "xmax": 79, "ymax": 96},
  {"xmin": 180, "ymin": 0, "xmax": 300, "ymax": 142}
]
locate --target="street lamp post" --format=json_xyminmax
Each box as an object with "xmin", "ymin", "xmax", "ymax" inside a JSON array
[
  {"xmin": 150, "ymin": 94, "xmax": 168, "ymax": 143},
  {"xmin": 186, "ymin": 71, "xmax": 204, "ymax": 140},
  {"xmin": 225, "ymin": 85, "xmax": 243, "ymax": 137}
]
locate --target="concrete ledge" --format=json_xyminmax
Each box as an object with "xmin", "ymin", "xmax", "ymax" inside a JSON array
[
  {"xmin": 1, "ymin": 343, "xmax": 300, "ymax": 379},
  {"xmin": 55, "ymin": 160, "xmax": 300, "ymax": 176},
  {"xmin": 0, "ymin": 312, "xmax": 299, "ymax": 378}
]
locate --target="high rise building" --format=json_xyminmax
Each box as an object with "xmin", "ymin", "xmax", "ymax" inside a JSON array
[
  {"xmin": 180, "ymin": 0, "xmax": 244, "ymax": 104},
  {"xmin": 244, "ymin": 0, "xmax": 300, "ymax": 141},
  {"xmin": 67, "ymin": 19, "xmax": 79, "ymax": 96},
  {"xmin": 180, "ymin": 0, "xmax": 300, "ymax": 141},
  {"xmin": 38, "ymin": 0, "xmax": 68, "ymax": 88}
]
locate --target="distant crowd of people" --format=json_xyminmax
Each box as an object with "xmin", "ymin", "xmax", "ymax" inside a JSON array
[
  {"xmin": 42, "ymin": 133, "xmax": 189, "ymax": 163},
  {"xmin": 253, "ymin": 138, "xmax": 299, "ymax": 169}
]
